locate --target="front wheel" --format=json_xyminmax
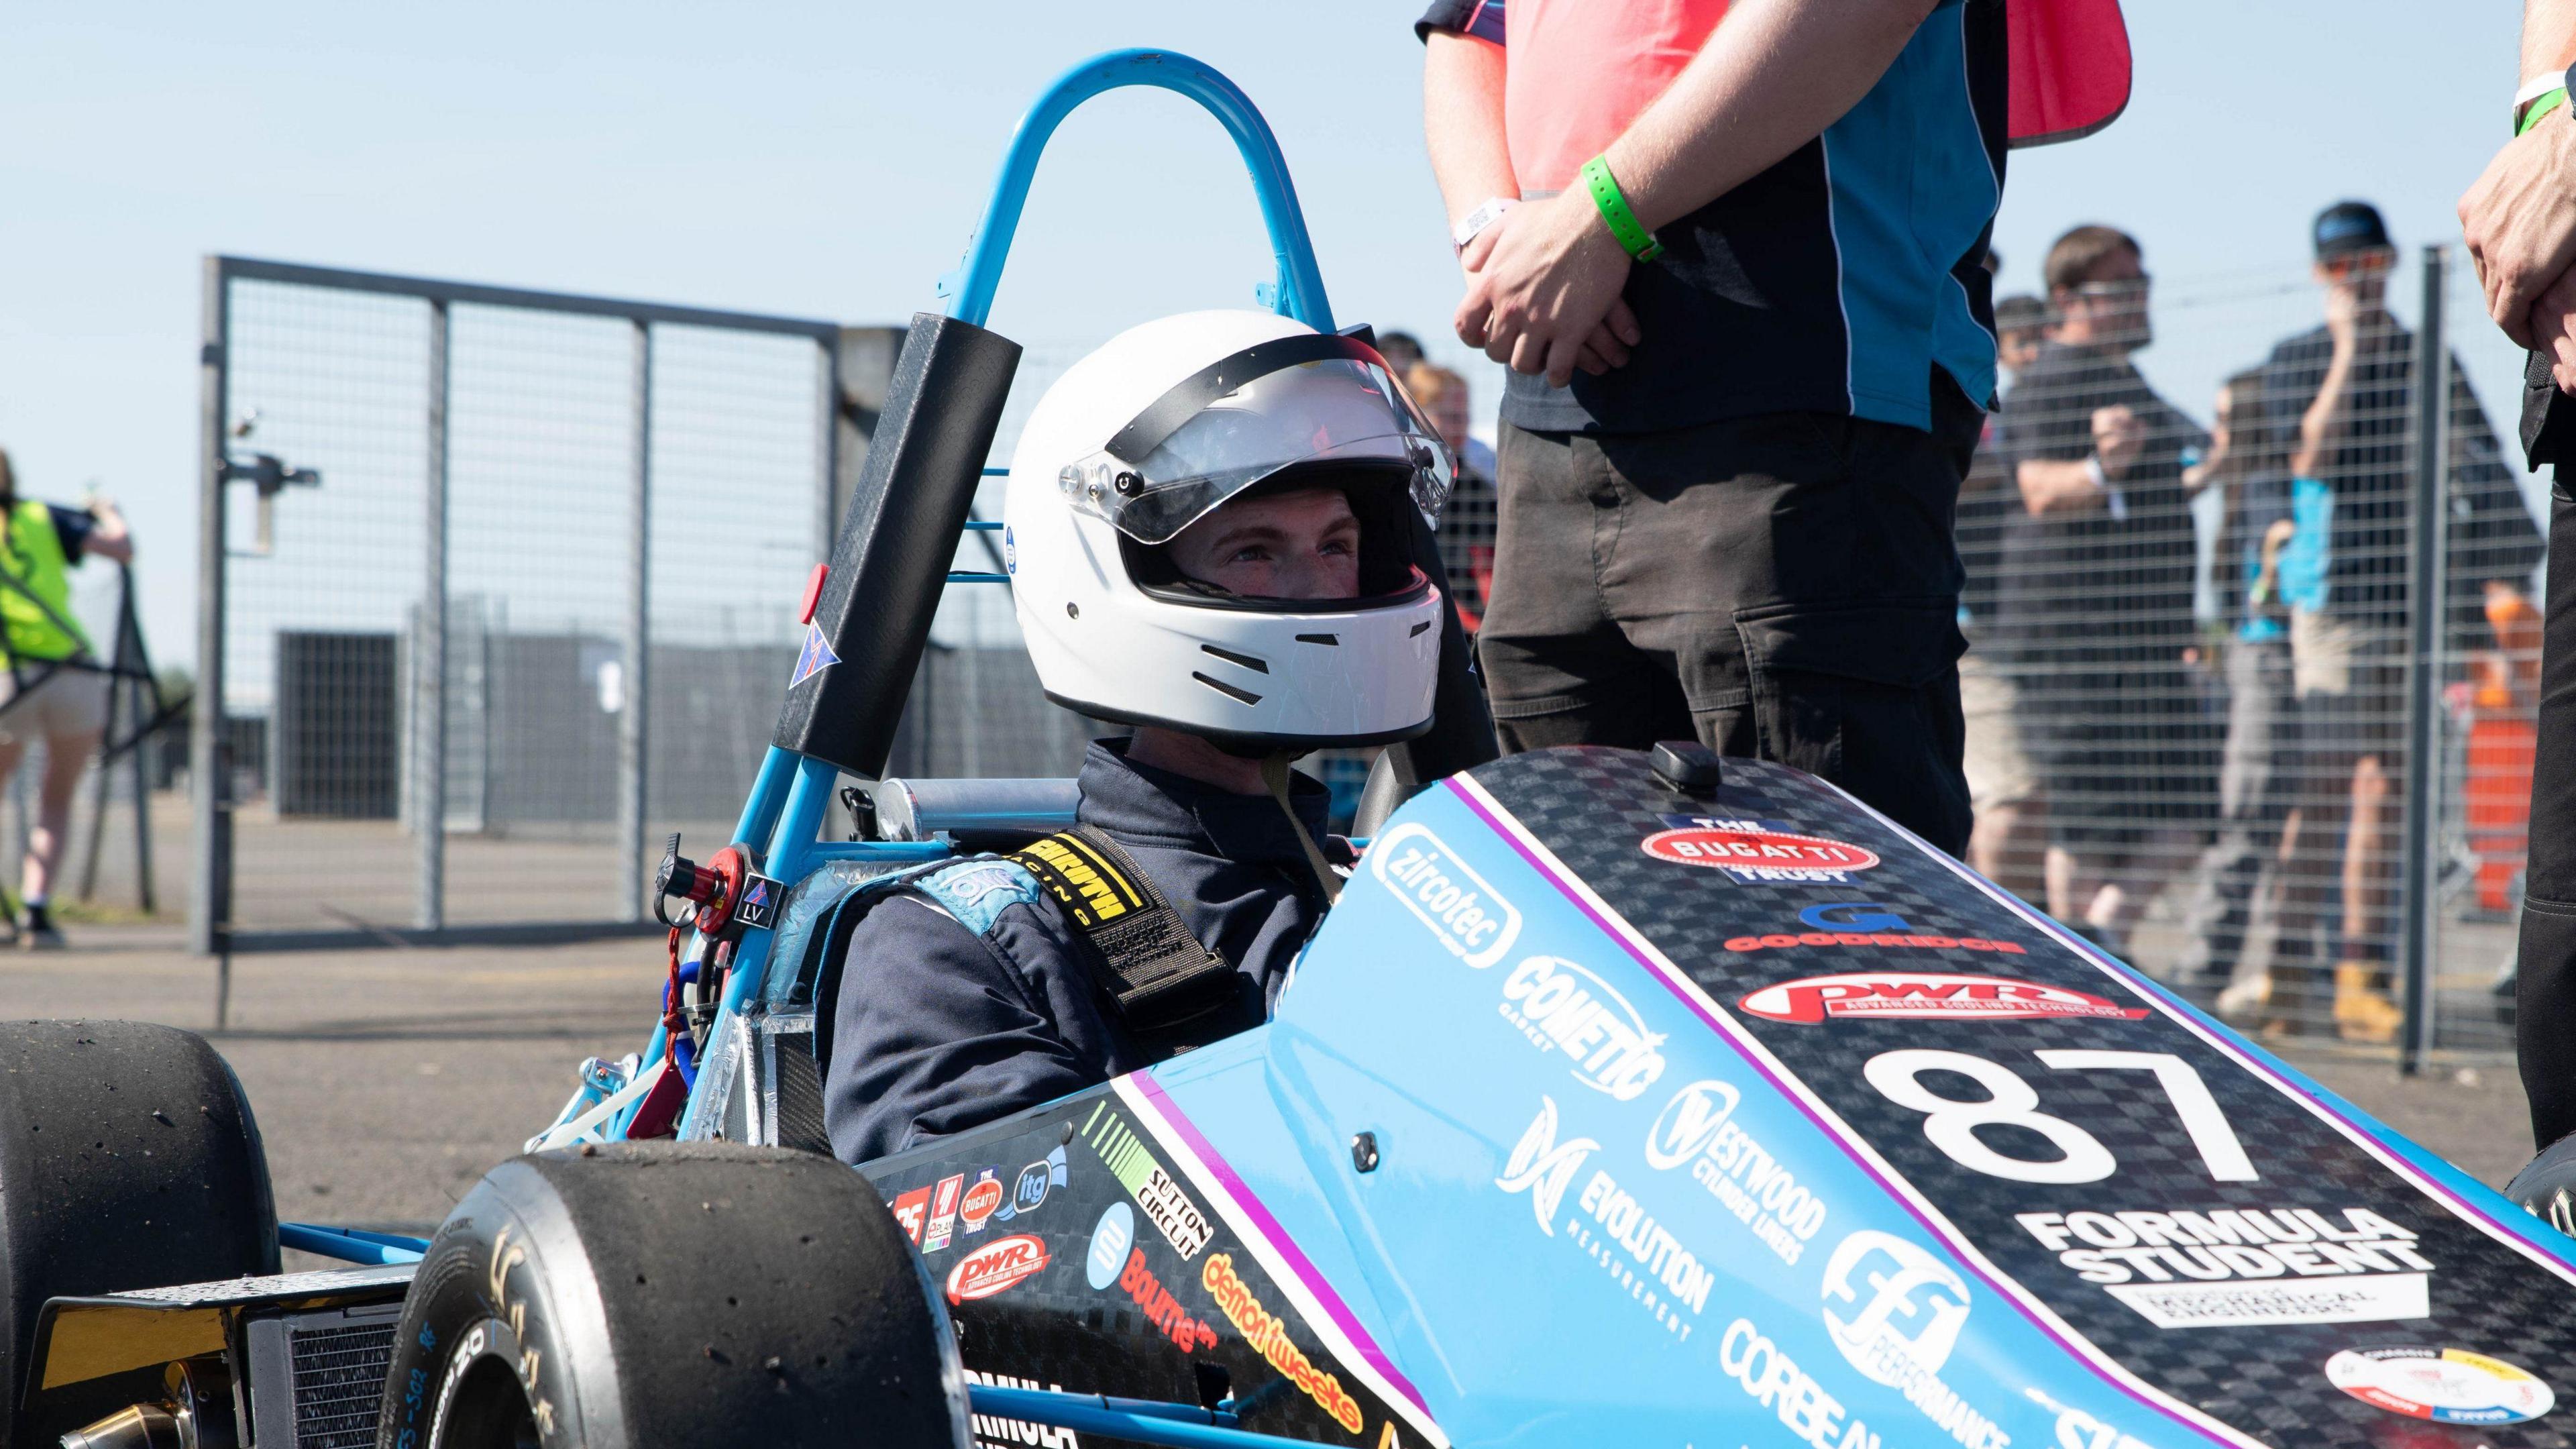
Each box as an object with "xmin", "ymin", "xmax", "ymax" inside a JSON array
[{"xmin": 378, "ymin": 1141, "xmax": 965, "ymax": 1449}]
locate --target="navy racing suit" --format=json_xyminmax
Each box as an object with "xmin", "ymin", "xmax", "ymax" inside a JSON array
[{"xmin": 822, "ymin": 738, "xmax": 1336, "ymax": 1166}]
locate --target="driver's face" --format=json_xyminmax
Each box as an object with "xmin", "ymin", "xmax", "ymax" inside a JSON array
[{"xmin": 1165, "ymin": 486, "xmax": 1361, "ymax": 600}]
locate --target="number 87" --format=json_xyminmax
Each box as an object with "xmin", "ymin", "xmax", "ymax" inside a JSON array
[{"xmin": 1862, "ymin": 1049, "xmax": 2259, "ymax": 1185}]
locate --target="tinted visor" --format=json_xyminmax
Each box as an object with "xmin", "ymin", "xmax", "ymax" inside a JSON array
[{"xmin": 1057, "ymin": 339, "xmax": 1454, "ymax": 546}]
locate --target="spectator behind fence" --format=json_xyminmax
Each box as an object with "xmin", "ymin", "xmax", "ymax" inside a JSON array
[
  {"xmin": 2176, "ymin": 370, "xmax": 2305, "ymax": 1020},
  {"xmin": 2250, "ymin": 202, "xmax": 2544, "ymax": 1041},
  {"xmin": 1377, "ymin": 331, "xmax": 1428, "ymax": 378},
  {"xmin": 1404, "ymin": 362, "xmax": 1501, "ymax": 632},
  {"xmin": 1959, "ymin": 294, "xmax": 2053, "ymax": 902},
  {"xmin": 1415, "ymin": 0, "xmax": 2004, "ymax": 853},
  {"xmin": 0, "ymin": 449, "xmax": 133, "ymax": 950},
  {"xmin": 1992, "ymin": 226, "xmax": 2213, "ymax": 955}
]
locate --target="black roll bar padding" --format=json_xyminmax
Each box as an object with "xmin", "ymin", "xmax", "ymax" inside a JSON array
[
  {"xmin": 772, "ymin": 313, "xmax": 1022, "ymax": 777},
  {"xmin": 1378, "ymin": 501, "xmax": 1498, "ymax": 791}
]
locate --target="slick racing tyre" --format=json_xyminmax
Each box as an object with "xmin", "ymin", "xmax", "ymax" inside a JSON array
[
  {"xmin": 0, "ymin": 1020, "xmax": 277, "ymax": 1448},
  {"xmin": 379, "ymin": 1141, "xmax": 963, "ymax": 1449}
]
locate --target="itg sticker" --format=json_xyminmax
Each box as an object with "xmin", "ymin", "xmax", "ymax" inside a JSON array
[
  {"xmin": 1640, "ymin": 815, "xmax": 1880, "ymax": 883},
  {"xmin": 2324, "ymin": 1346, "xmax": 2555, "ymax": 1426}
]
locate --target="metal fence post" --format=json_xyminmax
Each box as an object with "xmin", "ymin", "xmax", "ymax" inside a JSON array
[
  {"xmin": 416, "ymin": 300, "xmax": 451, "ymax": 932},
  {"xmin": 616, "ymin": 321, "xmax": 652, "ymax": 919},
  {"xmin": 2398, "ymin": 244, "xmax": 2451, "ymax": 1075},
  {"xmin": 189, "ymin": 258, "xmax": 231, "ymax": 961}
]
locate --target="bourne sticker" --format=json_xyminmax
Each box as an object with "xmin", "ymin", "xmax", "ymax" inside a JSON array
[
  {"xmin": 1640, "ymin": 815, "xmax": 1880, "ymax": 882},
  {"xmin": 2324, "ymin": 1346, "xmax": 2555, "ymax": 1426},
  {"xmin": 1738, "ymin": 973, "xmax": 2150, "ymax": 1025}
]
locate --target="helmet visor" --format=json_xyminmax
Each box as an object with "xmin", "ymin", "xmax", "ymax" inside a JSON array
[{"xmin": 1058, "ymin": 356, "xmax": 1454, "ymax": 546}]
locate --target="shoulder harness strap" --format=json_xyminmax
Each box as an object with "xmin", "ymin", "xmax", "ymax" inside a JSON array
[{"xmin": 1009, "ymin": 825, "xmax": 1240, "ymax": 1034}]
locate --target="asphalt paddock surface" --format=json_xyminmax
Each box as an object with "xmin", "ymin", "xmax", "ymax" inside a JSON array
[{"xmin": 0, "ymin": 926, "xmax": 2547, "ymax": 1258}]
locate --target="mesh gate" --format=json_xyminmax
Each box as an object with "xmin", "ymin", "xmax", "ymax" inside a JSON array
[{"xmin": 191, "ymin": 258, "xmax": 839, "ymax": 948}]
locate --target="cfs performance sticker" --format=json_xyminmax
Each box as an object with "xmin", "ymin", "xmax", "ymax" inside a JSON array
[
  {"xmin": 948, "ymin": 1234, "xmax": 1050, "ymax": 1304},
  {"xmin": 1641, "ymin": 815, "xmax": 1879, "ymax": 883},
  {"xmin": 2325, "ymin": 1346, "xmax": 2556, "ymax": 1426},
  {"xmin": 1738, "ymin": 973, "xmax": 2150, "ymax": 1025}
]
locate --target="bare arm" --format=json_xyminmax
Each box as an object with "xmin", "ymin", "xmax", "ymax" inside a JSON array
[
  {"xmin": 2016, "ymin": 459, "xmax": 2107, "ymax": 517},
  {"xmin": 1422, "ymin": 33, "xmax": 1517, "ymax": 227},
  {"xmin": 1603, "ymin": 0, "xmax": 1938, "ymax": 232},
  {"xmin": 2290, "ymin": 341, "xmax": 2357, "ymax": 478},
  {"xmin": 83, "ymin": 501, "xmax": 133, "ymax": 565},
  {"xmin": 2460, "ymin": 0, "xmax": 2576, "ymax": 345}
]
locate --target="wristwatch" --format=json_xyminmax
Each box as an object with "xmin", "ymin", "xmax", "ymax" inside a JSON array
[{"xmin": 1452, "ymin": 197, "xmax": 1517, "ymax": 254}]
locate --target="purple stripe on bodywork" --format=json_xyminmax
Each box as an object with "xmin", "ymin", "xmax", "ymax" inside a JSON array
[
  {"xmin": 1127, "ymin": 1071, "xmax": 1435, "ymax": 1419},
  {"xmin": 1443, "ymin": 775, "xmax": 2243, "ymax": 1449}
]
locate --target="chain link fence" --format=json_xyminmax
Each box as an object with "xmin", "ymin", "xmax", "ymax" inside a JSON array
[
  {"xmin": 192, "ymin": 258, "xmax": 843, "ymax": 949},
  {"xmin": 1957, "ymin": 244, "xmax": 2544, "ymax": 1061}
]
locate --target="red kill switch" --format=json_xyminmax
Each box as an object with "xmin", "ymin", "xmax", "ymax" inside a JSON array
[{"xmin": 798, "ymin": 564, "xmax": 828, "ymax": 625}]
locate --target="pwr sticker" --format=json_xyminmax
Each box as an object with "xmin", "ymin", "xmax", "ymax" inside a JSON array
[
  {"xmin": 1738, "ymin": 973, "xmax": 2151, "ymax": 1025},
  {"xmin": 1642, "ymin": 816, "xmax": 1880, "ymax": 883}
]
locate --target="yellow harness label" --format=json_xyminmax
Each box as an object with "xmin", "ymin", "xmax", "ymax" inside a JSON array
[{"xmin": 1013, "ymin": 833, "xmax": 1147, "ymax": 931}]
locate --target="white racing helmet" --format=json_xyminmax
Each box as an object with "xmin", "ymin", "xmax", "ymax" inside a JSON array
[{"xmin": 1003, "ymin": 310, "xmax": 1453, "ymax": 753}]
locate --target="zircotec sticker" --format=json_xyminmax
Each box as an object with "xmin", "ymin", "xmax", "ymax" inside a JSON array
[
  {"xmin": 2324, "ymin": 1346, "xmax": 2555, "ymax": 1425},
  {"xmin": 1641, "ymin": 816, "xmax": 1880, "ymax": 882}
]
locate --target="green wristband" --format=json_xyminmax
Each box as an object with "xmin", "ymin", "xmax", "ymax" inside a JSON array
[
  {"xmin": 1580, "ymin": 155, "xmax": 1664, "ymax": 262},
  {"xmin": 2522, "ymin": 89, "xmax": 2568, "ymax": 136}
]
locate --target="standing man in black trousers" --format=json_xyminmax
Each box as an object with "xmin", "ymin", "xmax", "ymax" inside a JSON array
[
  {"xmin": 2463, "ymin": 0, "xmax": 2576, "ymax": 1151},
  {"xmin": 1416, "ymin": 0, "xmax": 2006, "ymax": 856}
]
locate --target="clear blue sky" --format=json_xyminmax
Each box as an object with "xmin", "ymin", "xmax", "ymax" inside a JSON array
[{"xmin": 0, "ymin": 0, "xmax": 2536, "ymax": 667}]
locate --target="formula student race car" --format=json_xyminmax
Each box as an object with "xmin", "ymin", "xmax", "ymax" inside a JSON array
[{"xmin": 13, "ymin": 47, "xmax": 2576, "ymax": 1449}]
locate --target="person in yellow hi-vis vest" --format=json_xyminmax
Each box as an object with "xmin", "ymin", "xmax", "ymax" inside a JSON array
[{"xmin": 0, "ymin": 450, "xmax": 131, "ymax": 948}]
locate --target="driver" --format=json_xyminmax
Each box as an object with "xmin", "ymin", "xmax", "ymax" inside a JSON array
[{"xmin": 822, "ymin": 310, "xmax": 1454, "ymax": 1165}]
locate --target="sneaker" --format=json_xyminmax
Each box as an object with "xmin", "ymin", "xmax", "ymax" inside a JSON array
[{"xmin": 2215, "ymin": 973, "xmax": 2272, "ymax": 1023}]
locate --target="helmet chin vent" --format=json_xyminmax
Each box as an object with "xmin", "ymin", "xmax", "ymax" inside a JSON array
[
  {"xmin": 1409, "ymin": 619, "xmax": 1433, "ymax": 637},
  {"xmin": 1191, "ymin": 672, "xmax": 1264, "ymax": 706},
  {"xmin": 1199, "ymin": 643, "xmax": 1270, "ymax": 674},
  {"xmin": 1295, "ymin": 633, "xmax": 1338, "ymax": 646}
]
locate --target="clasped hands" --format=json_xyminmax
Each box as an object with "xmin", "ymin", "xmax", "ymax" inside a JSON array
[{"xmin": 1452, "ymin": 191, "xmax": 1643, "ymax": 388}]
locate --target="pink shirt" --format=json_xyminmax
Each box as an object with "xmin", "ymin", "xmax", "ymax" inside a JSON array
[{"xmin": 1499, "ymin": 0, "xmax": 1731, "ymax": 193}]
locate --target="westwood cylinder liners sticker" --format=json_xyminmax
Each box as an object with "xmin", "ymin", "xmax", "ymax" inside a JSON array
[
  {"xmin": 1738, "ymin": 973, "xmax": 2151, "ymax": 1024},
  {"xmin": 2325, "ymin": 1346, "xmax": 2556, "ymax": 1426},
  {"xmin": 1641, "ymin": 814, "xmax": 1880, "ymax": 883}
]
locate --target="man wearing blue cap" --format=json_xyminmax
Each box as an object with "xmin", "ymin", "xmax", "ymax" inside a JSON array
[{"xmin": 2243, "ymin": 202, "xmax": 2541, "ymax": 1040}]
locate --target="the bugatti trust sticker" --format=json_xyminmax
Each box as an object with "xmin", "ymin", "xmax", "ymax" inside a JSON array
[
  {"xmin": 1641, "ymin": 814, "xmax": 1880, "ymax": 882},
  {"xmin": 2324, "ymin": 1346, "xmax": 2555, "ymax": 1425}
]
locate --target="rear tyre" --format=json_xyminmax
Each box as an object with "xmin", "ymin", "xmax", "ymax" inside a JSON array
[
  {"xmin": 0, "ymin": 1020, "xmax": 277, "ymax": 1447},
  {"xmin": 378, "ymin": 1141, "xmax": 963, "ymax": 1449}
]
